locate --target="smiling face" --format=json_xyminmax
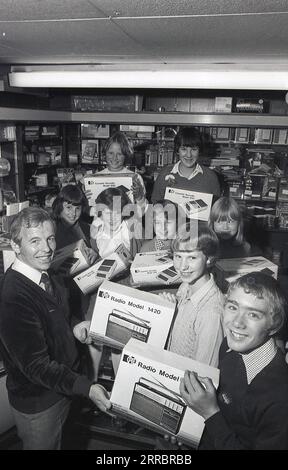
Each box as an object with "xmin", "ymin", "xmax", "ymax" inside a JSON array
[
  {"xmin": 214, "ymin": 217, "xmax": 239, "ymax": 240},
  {"xmin": 173, "ymin": 249, "xmax": 209, "ymax": 286},
  {"xmin": 106, "ymin": 142, "xmax": 126, "ymax": 172},
  {"xmin": 60, "ymin": 201, "xmax": 82, "ymax": 226},
  {"xmin": 178, "ymin": 145, "xmax": 199, "ymax": 171},
  {"xmin": 224, "ymin": 287, "xmax": 275, "ymax": 353},
  {"xmin": 153, "ymin": 207, "xmax": 177, "ymax": 240},
  {"xmin": 12, "ymin": 221, "xmax": 56, "ymax": 272}
]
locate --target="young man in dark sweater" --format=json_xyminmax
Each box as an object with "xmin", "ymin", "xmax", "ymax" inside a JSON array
[
  {"xmin": 0, "ymin": 207, "xmax": 110, "ymax": 450},
  {"xmin": 180, "ymin": 272, "xmax": 288, "ymax": 450}
]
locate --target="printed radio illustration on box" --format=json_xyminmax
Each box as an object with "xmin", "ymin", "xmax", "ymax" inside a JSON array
[
  {"xmin": 51, "ymin": 239, "xmax": 91, "ymax": 276},
  {"xmin": 84, "ymin": 173, "xmax": 134, "ymax": 205},
  {"xmin": 214, "ymin": 256, "xmax": 278, "ymax": 291},
  {"xmin": 106, "ymin": 309, "xmax": 151, "ymax": 345},
  {"xmin": 130, "ymin": 377, "xmax": 186, "ymax": 434},
  {"xmin": 164, "ymin": 187, "xmax": 213, "ymax": 221},
  {"xmin": 130, "ymin": 251, "xmax": 181, "ymax": 286},
  {"xmin": 89, "ymin": 280, "xmax": 176, "ymax": 349},
  {"xmin": 73, "ymin": 244, "xmax": 130, "ymax": 295},
  {"xmin": 111, "ymin": 339, "xmax": 219, "ymax": 448}
]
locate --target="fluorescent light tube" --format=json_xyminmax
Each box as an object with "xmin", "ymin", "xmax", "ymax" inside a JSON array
[{"xmin": 8, "ymin": 70, "xmax": 288, "ymax": 90}]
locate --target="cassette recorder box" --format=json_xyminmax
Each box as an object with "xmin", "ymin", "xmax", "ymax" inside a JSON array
[
  {"xmin": 130, "ymin": 251, "xmax": 181, "ymax": 286},
  {"xmin": 73, "ymin": 244, "xmax": 131, "ymax": 295},
  {"xmin": 164, "ymin": 187, "xmax": 213, "ymax": 221},
  {"xmin": 84, "ymin": 173, "xmax": 134, "ymax": 205},
  {"xmin": 89, "ymin": 280, "xmax": 176, "ymax": 349},
  {"xmin": 214, "ymin": 256, "xmax": 278, "ymax": 291},
  {"xmin": 111, "ymin": 338, "xmax": 219, "ymax": 448},
  {"xmin": 51, "ymin": 239, "xmax": 91, "ymax": 276}
]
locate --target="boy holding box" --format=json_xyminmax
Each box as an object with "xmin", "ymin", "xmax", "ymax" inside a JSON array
[{"xmin": 180, "ymin": 272, "xmax": 288, "ymax": 450}]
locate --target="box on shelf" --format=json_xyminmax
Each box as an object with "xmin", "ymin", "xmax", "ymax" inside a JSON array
[
  {"xmin": 131, "ymin": 251, "xmax": 181, "ymax": 286},
  {"xmin": 214, "ymin": 97, "xmax": 232, "ymax": 113},
  {"xmin": 214, "ymin": 256, "xmax": 278, "ymax": 291},
  {"xmin": 51, "ymin": 239, "xmax": 91, "ymax": 276},
  {"xmin": 84, "ymin": 173, "xmax": 134, "ymax": 205},
  {"xmin": 164, "ymin": 187, "xmax": 213, "ymax": 221},
  {"xmin": 73, "ymin": 244, "xmax": 131, "ymax": 295},
  {"xmin": 111, "ymin": 338, "xmax": 219, "ymax": 448},
  {"xmin": 72, "ymin": 95, "xmax": 143, "ymax": 112},
  {"xmin": 81, "ymin": 140, "xmax": 99, "ymax": 163},
  {"xmin": 81, "ymin": 123, "xmax": 110, "ymax": 139},
  {"xmin": 89, "ymin": 280, "xmax": 176, "ymax": 349}
]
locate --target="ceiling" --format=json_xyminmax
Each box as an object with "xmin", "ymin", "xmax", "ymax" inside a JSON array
[
  {"xmin": 0, "ymin": 0, "xmax": 287, "ymax": 66},
  {"xmin": 0, "ymin": 0, "xmax": 288, "ymax": 93}
]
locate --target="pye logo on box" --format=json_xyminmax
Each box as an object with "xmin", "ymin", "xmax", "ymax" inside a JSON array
[
  {"xmin": 123, "ymin": 354, "xmax": 136, "ymax": 365},
  {"xmin": 99, "ymin": 290, "xmax": 110, "ymax": 299}
]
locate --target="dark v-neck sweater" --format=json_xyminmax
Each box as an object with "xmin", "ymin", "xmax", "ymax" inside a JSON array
[
  {"xmin": 0, "ymin": 268, "xmax": 92, "ymax": 413},
  {"xmin": 199, "ymin": 339, "xmax": 288, "ymax": 450}
]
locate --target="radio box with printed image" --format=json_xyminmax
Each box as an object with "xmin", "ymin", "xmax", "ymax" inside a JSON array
[
  {"xmin": 165, "ymin": 187, "xmax": 213, "ymax": 222},
  {"xmin": 89, "ymin": 280, "xmax": 176, "ymax": 349},
  {"xmin": 51, "ymin": 239, "xmax": 91, "ymax": 276},
  {"xmin": 73, "ymin": 244, "xmax": 131, "ymax": 295},
  {"xmin": 84, "ymin": 173, "xmax": 134, "ymax": 205},
  {"xmin": 130, "ymin": 251, "xmax": 181, "ymax": 286},
  {"xmin": 111, "ymin": 338, "xmax": 219, "ymax": 448},
  {"xmin": 214, "ymin": 256, "xmax": 278, "ymax": 291},
  {"xmin": 164, "ymin": 187, "xmax": 213, "ymax": 221}
]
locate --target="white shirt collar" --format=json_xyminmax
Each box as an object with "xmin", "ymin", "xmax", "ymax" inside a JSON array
[
  {"xmin": 240, "ymin": 337, "xmax": 278, "ymax": 385},
  {"xmin": 170, "ymin": 161, "xmax": 203, "ymax": 180},
  {"xmin": 12, "ymin": 258, "xmax": 45, "ymax": 287}
]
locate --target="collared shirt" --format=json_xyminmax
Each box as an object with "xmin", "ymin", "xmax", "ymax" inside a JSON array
[
  {"xmin": 168, "ymin": 273, "xmax": 224, "ymax": 366},
  {"xmin": 12, "ymin": 258, "xmax": 47, "ymax": 291},
  {"xmin": 240, "ymin": 338, "xmax": 278, "ymax": 385},
  {"xmin": 170, "ymin": 161, "xmax": 203, "ymax": 180}
]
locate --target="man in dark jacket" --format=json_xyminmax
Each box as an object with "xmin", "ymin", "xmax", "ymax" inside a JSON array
[{"xmin": 0, "ymin": 207, "xmax": 110, "ymax": 450}]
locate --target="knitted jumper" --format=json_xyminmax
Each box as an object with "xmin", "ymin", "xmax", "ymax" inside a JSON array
[
  {"xmin": 151, "ymin": 163, "xmax": 220, "ymax": 203},
  {"xmin": 200, "ymin": 339, "xmax": 288, "ymax": 450}
]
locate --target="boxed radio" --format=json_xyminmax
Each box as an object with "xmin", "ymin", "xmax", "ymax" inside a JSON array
[
  {"xmin": 111, "ymin": 338, "xmax": 219, "ymax": 448},
  {"xmin": 164, "ymin": 187, "xmax": 213, "ymax": 221},
  {"xmin": 89, "ymin": 280, "xmax": 176, "ymax": 349},
  {"xmin": 73, "ymin": 244, "xmax": 131, "ymax": 295},
  {"xmin": 51, "ymin": 239, "xmax": 91, "ymax": 276},
  {"xmin": 84, "ymin": 173, "xmax": 134, "ymax": 205},
  {"xmin": 130, "ymin": 251, "xmax": 181, "ymax": 286},
  {"xmin": 214, "ymin": 256, "xmax": 278, "ymax": 291}
]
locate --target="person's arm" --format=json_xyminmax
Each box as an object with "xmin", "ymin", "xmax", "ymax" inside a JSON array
[
  {"xmin": 0, "ymin": 301, "xmax": 91, "ymax": 398},
  {"xmin": 181, "ymin": 370, "xmax": 288, "ymax": 450},
  {"xmin": 203, "ymin": 402, "xmax": 288, "ymax": 450}
]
